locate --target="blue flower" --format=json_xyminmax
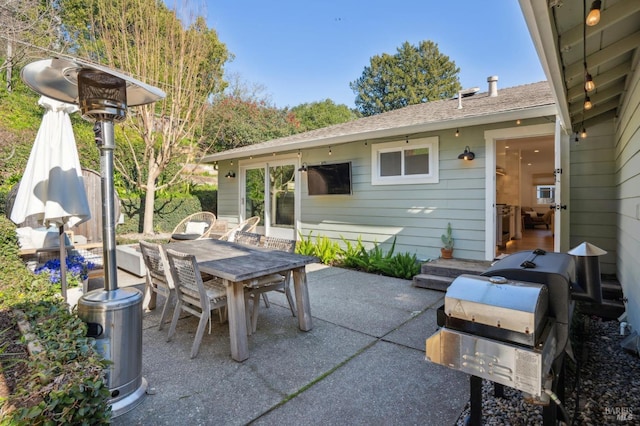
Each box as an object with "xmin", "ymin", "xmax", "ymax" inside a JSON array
[{"xmin": 35, "ymin": 254, "xmax": 96, "ymax": 286}]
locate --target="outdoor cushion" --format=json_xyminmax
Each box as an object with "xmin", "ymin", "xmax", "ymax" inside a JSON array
[
  {"xmin": 17, "ymin": 226, "xmax": 71, "ymax": 250},
  {"xmin": 185, "ymin": 221, "xmax": 208, "ymax": 235}
]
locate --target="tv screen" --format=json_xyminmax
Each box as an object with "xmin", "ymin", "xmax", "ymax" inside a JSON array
[{"xmin": 307, "ymin": 162, "xmax": 352, "ymax": 196}]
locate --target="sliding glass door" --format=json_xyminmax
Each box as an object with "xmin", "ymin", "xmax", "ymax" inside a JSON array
[{"xmin": 241, "ymin": 158, "xmax": 298, "ymax": 239}]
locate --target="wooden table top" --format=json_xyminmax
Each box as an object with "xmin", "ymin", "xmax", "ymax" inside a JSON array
[{"xmin": 165, "ymin": 238, "xmax": 317, "ymax": 282}]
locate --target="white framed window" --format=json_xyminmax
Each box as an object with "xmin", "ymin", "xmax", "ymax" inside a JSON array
[
  {"xmin": 371, "ymin": 137, "xmax": 439, "ymax": 185},
  {"xmin": 536, "ymin": 185, "xmax": 555, "ymax": 204}
]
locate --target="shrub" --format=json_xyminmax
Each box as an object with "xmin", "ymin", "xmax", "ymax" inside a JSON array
[
  {"xmin": 296, "ymin": 230, "xmax": 342, "ymax": 264},
  {"xmin": 0, "ymin": 216, "xmax": 111, "ymax": 424},
  {"xmin": 300, "ymin": 232, "xmax": 422, "ymax": 280}
]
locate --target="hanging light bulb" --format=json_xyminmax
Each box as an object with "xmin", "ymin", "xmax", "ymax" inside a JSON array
[
  {"xmin": 455, "ymin": 129, "xmax": 459, "ymax": 137},
  {"xmin": 328, "ymin": 146, "xmax": 332, "ymax": 156},
  {"xmin": 585, "ymin": 72, "xmax": 595, "ymax": 92},
  {"xmin": 580, "ymin": 127, "xmax": 588, "ymax": 139},
  {"xmin": 584, "ymin": 96, "xmax": 593, "ymax": 110},
  {"xmin": 586, "ymin": 0, "xmax": 601, "ymax": 26}
]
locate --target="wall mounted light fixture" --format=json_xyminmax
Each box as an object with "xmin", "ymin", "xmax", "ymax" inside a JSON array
[
  {"xmin": 298, "ymin": 162, "xmax": 308, "ymax": 172},
  {"xmin": 225, "ymin": 170, "xmax": 236, "ymax": 179},
  {"xmin": 458, "ymin": 146, "xmax": 475, "ymax": 161}
]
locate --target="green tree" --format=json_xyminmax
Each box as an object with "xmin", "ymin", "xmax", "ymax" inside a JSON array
[
  {"xmin": 1, "ymin": 0, "xmax": 62, "ymax": 91},
  {"xmin": 290, "ymin": 99, "xmax": 358, "ymax": 132},
  {"xmin": 350, "ymin": 40, "xmax": 461, "ymax": 116},
  {"xmin": 59, "ymin": 0, "xmax": 229, "ymax": 234},
  {"xmin": 204, "ymin": 96, "xmax": 300, "ymax": 152}
]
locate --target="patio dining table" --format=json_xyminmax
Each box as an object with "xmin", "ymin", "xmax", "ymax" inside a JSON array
[{"xmin": 166, "ymin": 238, "xmax": 316, "ymax": 361}]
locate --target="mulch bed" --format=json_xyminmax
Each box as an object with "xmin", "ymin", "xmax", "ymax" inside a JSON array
[{"xmin": 0, "ymin": 309, "xmax": 30, "ymax": 400}]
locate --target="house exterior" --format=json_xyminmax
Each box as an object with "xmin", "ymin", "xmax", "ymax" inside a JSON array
[
  {"xmin": 519, "ymin": 1, "xmax": 640, "ymax": 347},
  {"xmin": 204, "ymin": 80, "xmax": 561, "ymax": 263}
]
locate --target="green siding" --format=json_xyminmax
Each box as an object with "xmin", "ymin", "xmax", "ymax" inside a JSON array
[{"xmin": 614, "ymin": 68, "xmax": 640, "ymax": 333}]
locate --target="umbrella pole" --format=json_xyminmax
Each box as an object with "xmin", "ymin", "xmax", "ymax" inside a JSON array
[
  {"xmin": 59, "ymin": 225, "xmax": 67, "ymax": 301},
  {"xmin": 96, "ymin": 121, "xmax": 119, "ymax": 292}
]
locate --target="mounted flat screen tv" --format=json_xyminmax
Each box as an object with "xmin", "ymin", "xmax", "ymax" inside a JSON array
[{"xmin": 307, "ymin": 162, "xmax": 352, "ymax": 196}]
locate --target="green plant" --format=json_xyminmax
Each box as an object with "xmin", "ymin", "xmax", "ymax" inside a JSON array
[
  {"xmin": 0, "ymin": 216, "xmax": 112, "ymax": 424},
  {"xmin": 441, "ymin": 222, "xmax": 454, "ymax": 250},
  {"xmin": 296, "ymin": 230, "xmax": 342, "ymax": 264}
]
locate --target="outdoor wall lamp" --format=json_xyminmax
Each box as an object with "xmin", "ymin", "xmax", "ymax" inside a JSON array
[
  {"xmin": 225, "ymin": 170, "xmax": 236, "ymax": 179},
  {"xmin": 458, "ymin": 146, "xmax": 475, "ymax": 161},
  {"xmin": 298, "ymin": 162, "xmax": 308, "ymax": 172}
]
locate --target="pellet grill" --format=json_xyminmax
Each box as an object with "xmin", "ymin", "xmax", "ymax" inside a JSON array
[{"xmin": 426, "ymin": 245, "xmax": 606, "ymax": 425}]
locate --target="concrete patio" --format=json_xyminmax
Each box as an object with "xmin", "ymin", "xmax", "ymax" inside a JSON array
[{"xmin": 84, "ymin": 262, "xmax": 469, "ymax": 425}]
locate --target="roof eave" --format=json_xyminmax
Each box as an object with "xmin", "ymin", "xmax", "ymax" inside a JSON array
[
  {"xmin": 202, "ymin": 104, "xmax": 557, "ymax": 163},
  {"xmin": 519, "ymin": 0, "xmax": 572, "ymax": 132}
]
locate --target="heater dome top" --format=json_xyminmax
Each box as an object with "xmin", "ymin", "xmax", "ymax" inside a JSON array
[{"xmin": 21, "ymin": 56, "xmax": 165, "ymax": 107}]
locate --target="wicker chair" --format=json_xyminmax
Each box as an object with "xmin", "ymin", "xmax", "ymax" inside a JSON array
[
  {"xmin": 170, "ymin": 212, "xmax": 217, "ymax": 241},
  {"xmin": 139, "ymin": 241, "xmax": 174, "ymax": 331},
  {"xmin": 218, "ymin": 216, "xmax": 260, "ymax": 242},
  {"xmin": 244, "ymin": 236, "xmax": 297, "ymax": 333},
  {"xmin": 165, "ymin": 248, "xmax": 228, "ymax": 358},
  {"xmin": 263, "ymin": 236, "xmax": 297, "ymax": 317},
  {"xmin": 234, "ymin": 231, "xmax": 263, "ymax": 247}
]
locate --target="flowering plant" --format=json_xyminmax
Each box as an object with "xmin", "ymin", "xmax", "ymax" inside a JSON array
[{"xmin": 34, "ymin": 254, "xmax": 96, "ymax": 287}]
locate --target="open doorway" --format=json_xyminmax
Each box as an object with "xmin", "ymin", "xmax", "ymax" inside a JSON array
[{"xmin": 495, "ymin": 135, "xmax": 555, "ymax": 257}]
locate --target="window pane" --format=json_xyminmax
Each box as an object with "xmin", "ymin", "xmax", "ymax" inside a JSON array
[
  {"xmin": 405, "ymin": 148, "xmax": 429, "ymax": 175},
  {"xmin": 380, "ymin": 151, "xmax": 401, "ymax": 176}
]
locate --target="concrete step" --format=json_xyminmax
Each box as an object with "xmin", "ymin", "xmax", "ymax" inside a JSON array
[
  {"xmin": 420, "ymin": 258, "xmax": 492, "ymax": 279},
  {"xmin": 601, "ymin": 279, "xmax": 623, "ymax": 299},
  {"xmin": 412, "ymin": 274, "xmax": 455, "ymax": 292},
  {"xmin": 414, "ymin": 258, "xmax": 492, "ymax": 291},
  {"xmin": 579, "ymin": 299, "xmax": 625, "ymax": 320}
]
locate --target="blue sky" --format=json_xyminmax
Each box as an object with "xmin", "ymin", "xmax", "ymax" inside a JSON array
[{"xmin": 204, "ymin": 1, "xmax": 546, "ymax": 109}]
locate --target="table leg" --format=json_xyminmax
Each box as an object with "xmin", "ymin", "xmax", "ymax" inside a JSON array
[
  {"xmin": 292, "ymin": 267, "xmax": 312, "ymax": 331},
  {"xmin": 225, "ymin": 279, "xmax": 249, "ymax": 361}
]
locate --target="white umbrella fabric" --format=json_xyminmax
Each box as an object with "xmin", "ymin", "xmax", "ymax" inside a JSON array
[{"xmin": 11, "ymin": 95, "xmax": 91, "ymax": 300}]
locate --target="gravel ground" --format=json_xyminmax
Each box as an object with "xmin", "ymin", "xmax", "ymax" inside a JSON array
[{"xmin": 455, "ymin": 315, "xmax": 640, "ymax": 425}]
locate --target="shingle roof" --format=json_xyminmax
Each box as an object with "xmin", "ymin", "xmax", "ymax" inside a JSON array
[{"xmin": 203, "ymin": 81, "xmax": 555, "ymax": 161}]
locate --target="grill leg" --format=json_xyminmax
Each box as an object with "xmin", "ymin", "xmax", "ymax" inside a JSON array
[
  {"xmin": 543, "ymin": 359, "xmax": 566, "ymax": 425},
  {"xmin": 468, "ymin": 375, "xmax": 482, "ymax": 426}
]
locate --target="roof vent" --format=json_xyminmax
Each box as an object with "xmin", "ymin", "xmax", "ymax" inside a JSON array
[
  {"xmin": 456, "ymin": 87, "xmax": 480, "ymax": 109},
  {"xmin": 488, "ymin": 75, "xmax": 499, "ymax": 97}
]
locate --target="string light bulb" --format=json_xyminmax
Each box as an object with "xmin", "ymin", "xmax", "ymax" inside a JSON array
[
  {"xmin": 328, "ymin": 146, "xmax": 332, "ymax": 156},
  {"xmin": 584, "ymin": 96, "xmax": 593, "ymax": 110},
  {"xmin": 455, "ymin": 129, "xmax": 459, "ymax": 137},
  {"xmin": 586, "ymin": 0, "xmax": 601, "ymax": 26},
  {"xmin": 585, "ymin": 72, "xmax": 595, "ymax": 92},
  {"xmin": 580, "ymin": 127, "xmax": 588, "ymax": 139}
]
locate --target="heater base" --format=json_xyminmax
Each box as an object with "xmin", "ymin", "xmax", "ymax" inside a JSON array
[{"xmin": 111, "ymin": 377, "xmax": 147, "ymax": 418}]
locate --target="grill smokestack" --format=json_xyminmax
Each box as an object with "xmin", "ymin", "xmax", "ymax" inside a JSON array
[{"xmin": 488, "ymin": 75, "xmax": 499, "ymax": 97}]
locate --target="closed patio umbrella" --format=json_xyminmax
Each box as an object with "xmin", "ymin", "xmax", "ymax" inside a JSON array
[{"xmin": 10, "ymin": 95, "xmax": 91, "ymax": 300}]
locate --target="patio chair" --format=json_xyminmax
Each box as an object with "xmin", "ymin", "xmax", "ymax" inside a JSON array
[
  {"xmin": 234, "ymin": 231, "xmax": 263, "ymax": 247},
  {"xmin": 170, "ymin": 212, "xmax": 217, "ymax": 241},
  {"xmin": 165, "ymin": 248, "xmax": 228, "ymax": 358},
  {"xmin": 218, "ymin": 216, "xmax": 260, "ymax": 242},
  {"xmin": 263, "ymin": 236, "xmax": 297, "ymax": 317},
  {"xmin": 243, "ymin": 236, "xmax": 297, "ymax": 333},
  {"xmin": 139, "ymin": 241, "xmax": 174, "ymax": 331}
]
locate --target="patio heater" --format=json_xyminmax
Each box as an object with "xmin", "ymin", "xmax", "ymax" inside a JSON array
[{"xmin": 21, "ymin": 57, "xmax": 165, "ymax": 416}]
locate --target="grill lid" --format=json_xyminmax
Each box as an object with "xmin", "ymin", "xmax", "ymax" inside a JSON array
[{"xmin": 444, "ymin": 274, "xmax": 549, "ymax": 339}]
